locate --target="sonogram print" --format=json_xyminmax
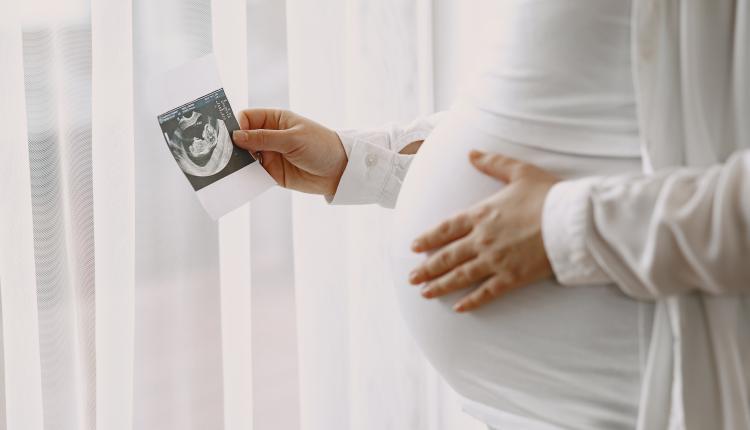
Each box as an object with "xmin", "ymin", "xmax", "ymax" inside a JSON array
[{"xmin": 158, "ymin": 89, "xmax": 254, "ymax": 190}]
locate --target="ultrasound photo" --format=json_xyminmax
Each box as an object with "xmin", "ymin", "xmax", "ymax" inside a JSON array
[{"xmin": 158, "ymin": 89, "xmax": 254, "ymax": 191}]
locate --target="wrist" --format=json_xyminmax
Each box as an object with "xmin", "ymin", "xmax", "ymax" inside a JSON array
[
  {"xmin": 328, "ymin": 132, "xmax": 349, "ymax": 195},
  {"xmin": 326, "ymin": 137, "xmax": 412, "ymax": 208},
  {"xmin": 542, "ymin": 177, "xmax": 610, "ymax": 285}
]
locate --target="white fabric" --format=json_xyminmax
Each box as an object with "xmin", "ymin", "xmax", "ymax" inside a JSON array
[
  {"xmin": 330, "ymin": 114, "xmax": 443, "ymax": 207},
  {"xmin": 15, "ymin": 5, "xmax": 98, "ymax": 429},
  {"xmin": 212, "ymin": 0, "xmax": 255, "ymax": 428},
  {"xmin": 543, "ymin": 156, "xmax": 750, "ymax": 291},
  {"xmin": 461, "ymin": 0, "xmax": 640, "ymax": 157},
  {"xmin": 91, "ymin": 0, "xmax": 135, "ymax": 428},
  {"xmin": 541, "ymin": 177, "xmax": 612, "ymax": 285},
  {"xmin": 0, "ymin": 6, "xmax": 45, "ymax": 429},
  {"xmin": 542, "ymin": 1, "xmax": 750, "ymax": 428}
]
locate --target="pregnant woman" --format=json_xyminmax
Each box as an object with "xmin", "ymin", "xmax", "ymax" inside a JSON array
[{"xmin": 233, "ymin": 0, "xmax": 750, "ymax": 428}]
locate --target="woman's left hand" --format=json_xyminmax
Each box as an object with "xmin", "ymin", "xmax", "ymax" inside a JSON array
[{"xmin": 409, "ymin": 150, "xmax": 561, "ymax": 312}]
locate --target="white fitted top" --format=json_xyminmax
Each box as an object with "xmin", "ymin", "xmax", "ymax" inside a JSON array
[{"xmin": 462, "ymin": 0, "xmax": 640, "ymax": 157}]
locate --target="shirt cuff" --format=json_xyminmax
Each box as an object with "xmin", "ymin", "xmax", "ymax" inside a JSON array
[
  {"xmin": 326, "ymin": 132, "xmax": 413, "ymax": 208},
  {"xmin": 542, "ymin": 177, "xmax": 611, "ymax": 285}
]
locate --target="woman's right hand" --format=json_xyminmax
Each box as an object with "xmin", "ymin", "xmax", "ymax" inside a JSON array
[{"xmin": 233, "ymin": 109, "xmax": 348, "ymax": 196}]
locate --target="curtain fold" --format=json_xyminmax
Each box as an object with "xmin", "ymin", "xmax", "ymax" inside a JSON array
[
  {"xmin": 287, "ymin": 0, "xmax": 484, "ymax": 429},
  {"xmin": 21, "ymin": 5, "xmax": 96, "ymax": 430},
  {"xmin": 91, "ymin": 0, "xmax": 134, "ymax": 428},
  {"xmin": 132, "ymin": 0, "xmax": 225, "ymax": 428},
  {"xmin": 213, "ymin": 0, "xmax": 254, "ymax": 428},
  {"xmin": 0, "ymin": 7, "xmax": 45, "ymax": 430}
]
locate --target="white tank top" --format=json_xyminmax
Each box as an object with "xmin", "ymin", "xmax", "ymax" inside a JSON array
[{"xmin": 460, "ymin": 0, "xmax": 640, "ymax": 157}]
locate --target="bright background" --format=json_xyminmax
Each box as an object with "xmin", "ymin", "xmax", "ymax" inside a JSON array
[{"xmin": 1, "ymin": 0, "xmax": 508, "ymax": 428}]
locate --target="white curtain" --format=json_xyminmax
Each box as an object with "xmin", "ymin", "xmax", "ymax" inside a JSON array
[
  {"xmin": 1, "ymin": 0, "xmax": 500, "ymax": 428},
  {"xmin": 286, "ymin": 0, "xmax": 496, "ymax": 429}
]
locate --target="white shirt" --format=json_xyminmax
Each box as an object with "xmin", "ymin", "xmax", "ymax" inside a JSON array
[{"xmin": 329, "ymin": 1, "xmax": 750, "ymax": 429}]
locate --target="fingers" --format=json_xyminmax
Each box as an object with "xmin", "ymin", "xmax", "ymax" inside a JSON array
[
  {"xmin": 420, "ymin": 259, "xmax": 491, "ymax": 299},
  {"xmin": 409, "ymin": 239, "xmax": 476, "ymax": 285},
  {"xmin": 412, "ymin": 213, "xmax": 473, "ymax": 253},
  {"xmin": 238, "ymin": 108, "xmax": 288, "ymax": 131},
  {"xmin": 469, "ymin": 150, "xmax": 525, "ymax": 182},
  {"xmin": 453, "ymin": 273, "xmax": 518, "ymax": 312},
  {"xmin": 235, "ymin": 109, "xmax": 298, "ymax": 153},
  {"xmin": 233, "ymin": 128, "xmax": 294, "ymax": 153}
]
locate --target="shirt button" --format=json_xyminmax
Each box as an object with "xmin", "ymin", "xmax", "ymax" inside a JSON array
[{"xmin": 365, "ymin": 153, "xmax": 378, "ymax": 167}]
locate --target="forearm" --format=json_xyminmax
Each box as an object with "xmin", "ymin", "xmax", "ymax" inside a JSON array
[
  {"xmin": 543, "ymin": 149, "xmax": 750, "ymax": 299},
  {"xmin": 399, "ymin": 140, "xmax": 424, "ymax": 155}
]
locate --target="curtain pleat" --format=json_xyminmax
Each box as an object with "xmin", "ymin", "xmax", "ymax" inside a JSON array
[
  {"xmin": 132, "ymin": 0, "xmax": 226, "ymax": 427},
  {"xmin": 286, "ymin": 0, "xmax": 351, "ymax": 426},
  {"xmin": 286, "ymin": 0, "xmax": 461, "ymax": 429},
  {"xmin": 244, "ymin": 2, "xmax": 301, "ymax": 428},
  {"xmin": 287, "ymin": 0, "xmax": 490, "ymax": 428},
  {"xmin": 91, "ymin": 0, "xmax": 135, "ymax": 428},
  {"xmin": 22, "ymin": 11, "xmax": 96, "ymax": 430},
  {"xmin": 22, "ymin": 28, "xmax": 80, "ymax": 430},
  {"xmin": 58, "ymin": 24, "xmax": 98, "ymax": 429},
  {"xmin": 0, "ymin": 10, "xmax": 45, "ymax": 430},
  {"xmin": 212, "ymin": 0, "xmax": 254, "ymax": 428},
  {"xmin": 340, "ymin": 1, "xmax": 435, "ymax": 428}
]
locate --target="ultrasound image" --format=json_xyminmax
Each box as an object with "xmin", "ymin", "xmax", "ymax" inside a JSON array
[{"xmin": 158, "ymin": 89, "xmax": 254, "ymax": 191}]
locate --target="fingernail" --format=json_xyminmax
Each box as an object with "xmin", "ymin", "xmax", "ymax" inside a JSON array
[
  {"xmin": 469, "ymin": 150, "xmax": 482, "ymax": 159},
  {"xmin": 409, "ymin": 270, "xmax": 421, "ymax": 284},
  {"xmin": 233, "ymin": 130, "xmax": 247, "ymax": 144},
  {"xmin": 421, "ymin": 287, "xmax": 432, "ymax": 298},
  {"xmin": 411, "ymin": 240, "xmax": 422, "ymax": 252},
  {"xmin": 453, "ymin": 303, "xmax": 465, "ymax": 312}
]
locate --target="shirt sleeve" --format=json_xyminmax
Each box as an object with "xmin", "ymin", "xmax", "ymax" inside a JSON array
[
  {"xmin": 542, "ymin": 149, "xmax": 750, "ymax": 299},
  {"xmin": 326, "ymin": 112, "xmax": 445, "ymax": 208}
]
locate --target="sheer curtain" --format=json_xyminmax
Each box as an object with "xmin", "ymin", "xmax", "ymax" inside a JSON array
[
  {"xmin": 1, "ymin": 0, "xmax": 499, "ymax": 428},
  {"xmin": 287, "ymin": 0, "xmax": 494, "ymax": 428}
]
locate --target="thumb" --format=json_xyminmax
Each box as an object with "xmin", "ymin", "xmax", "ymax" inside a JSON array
[
  {"xmin": 468, "ymin": 150, "xmax": 521, "ymax": 182},
  {"xmin": 232, "ymin": 129, "xmax": 293, "ymax": 154}
]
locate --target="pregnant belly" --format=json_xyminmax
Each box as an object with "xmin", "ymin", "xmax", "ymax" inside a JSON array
[{"xmin": 389, "ymin": 109, "xmax": 646, "ymax": 429}]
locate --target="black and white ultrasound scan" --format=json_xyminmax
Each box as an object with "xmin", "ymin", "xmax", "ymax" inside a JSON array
[
  {"xmin": 158, "ymin": 89, "xmax": 254, "ymax": 191},
  {"xmin": 150, "ymin": 55, "xmax": 275, "ymax": 219}
]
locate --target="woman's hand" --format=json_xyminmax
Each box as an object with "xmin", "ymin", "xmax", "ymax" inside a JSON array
[
  {"xmin": 233, "ymin": 109, "xmax": 348, "ymax": 196},
  {"xmin": 408, "ymin": 150, "xmax": 561, "ymax": 312}
]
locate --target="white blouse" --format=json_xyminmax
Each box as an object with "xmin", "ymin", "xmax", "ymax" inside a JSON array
[{"xmin": 329, "ymin": 1, "xmax": 750, "ymax": 429}]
